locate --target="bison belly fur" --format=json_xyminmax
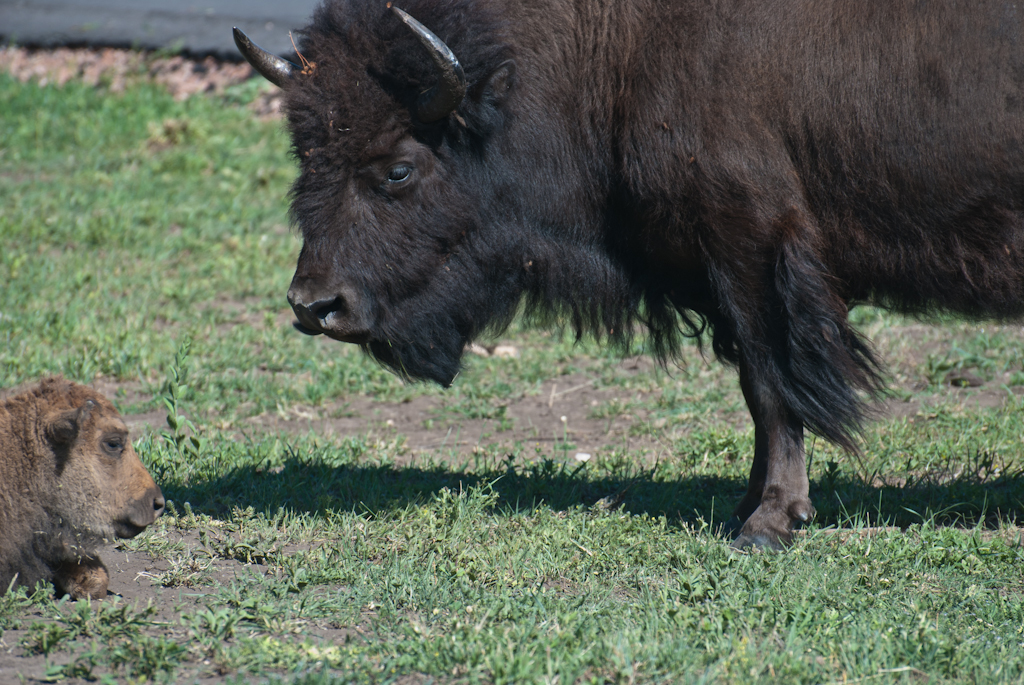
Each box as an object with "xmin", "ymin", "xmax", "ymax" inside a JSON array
[{"xmin": 0, "ymin": 377, "xmax": 164, "ymax": 599}]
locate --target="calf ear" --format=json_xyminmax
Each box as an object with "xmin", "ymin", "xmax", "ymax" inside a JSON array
[
  {"xmin": 472, "ymin": 60, "xmax": 515, "ymax": 109},
  {"xmin": 46, "ymin": 400, "xmax": 95, "ymax": 445},
  {"xmin": 46, "ymin": 410, "xmax": 80, "ymax": 445}
]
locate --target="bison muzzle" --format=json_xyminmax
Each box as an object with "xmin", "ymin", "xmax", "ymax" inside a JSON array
[
  {"xmin": 236, "ymin": 0, "xmax": 1024, "ymax": 549},
  {"xmin": 0, "ymin": 378, "xmax": 164, "ymax": 599}
]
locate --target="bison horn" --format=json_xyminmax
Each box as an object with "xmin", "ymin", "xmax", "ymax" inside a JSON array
[
  {"xmin": 391, "ymin": 6, "xmax": 466, "ymax": 122},
  {"xmin": 233, "ymin": 27, "xmax": 298, "ymax": 89}
]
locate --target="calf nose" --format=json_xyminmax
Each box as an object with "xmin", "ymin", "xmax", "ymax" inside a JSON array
[
  {"xmin": 153, "ymin": 491, "xmax": 166, "ymax": 518},
  {"xmin": 124, "ymin": 486, "xmax": 165, "ymax": 533}
]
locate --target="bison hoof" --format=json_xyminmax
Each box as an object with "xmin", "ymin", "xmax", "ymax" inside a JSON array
[
  {"xmin": 721, "ymin": 516, "xmax": 744, "ymax": 538},
  {"xmin": 730, "ymin": 531, "xmax": 788, "ymax": 552},
  {"xmin": 729, "ymin": 498, "xmax": 814, "ymax": 551}
]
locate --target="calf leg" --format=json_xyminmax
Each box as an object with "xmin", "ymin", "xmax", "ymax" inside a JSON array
[{"xmin": 55, "ymin": 555, "xmax": 109, "ymax": 600}]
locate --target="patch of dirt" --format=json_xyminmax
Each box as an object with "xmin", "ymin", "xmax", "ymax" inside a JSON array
[
  {"xmin": 874, "ymin": 321, "xmax": 1024, "ymax": 384},
  {"xmin": 240, "ymin": 355, "xmax": 739, "ymax": 466},
  {"xmin": 0, "ymin": 528, "xmax": 366, "ymax": 685},
  {"xmin": 226, "ymin": 340, "xmax": 1022, "ymax": 467},
  {"xmin": 873, "ymin": 374, "xmax": 1024, "ymax": 421},
  {"xmin": 86, "ymin": 375, "xmax": 151, "ymax": 406}
]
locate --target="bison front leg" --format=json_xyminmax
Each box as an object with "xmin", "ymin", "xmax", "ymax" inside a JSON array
[
  {"xmin": 705, "ymin": 206, "xmax": 880, "ymax": 548},
  {"xmin": 728, "ymin": 361, "xmax": 769, "ymax": 525},
  {"xmin": 730, "ymin": 358, "xmax": 815, "ymax": 550}
]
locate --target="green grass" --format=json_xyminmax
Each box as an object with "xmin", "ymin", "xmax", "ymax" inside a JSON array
[{"xmin": 2, "ymin": 66, "xmax": 1024, "ymax": 684}]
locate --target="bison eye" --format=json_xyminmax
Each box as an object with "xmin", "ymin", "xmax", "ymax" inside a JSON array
[{"xmin": 385, "ymin": 164, "xmax": 413, "ymax": 184}]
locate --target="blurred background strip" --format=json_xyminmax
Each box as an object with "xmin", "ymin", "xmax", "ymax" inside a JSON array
[{"xmin": 0, "ymin": 0, "xmax": 319, "ymax": 58}]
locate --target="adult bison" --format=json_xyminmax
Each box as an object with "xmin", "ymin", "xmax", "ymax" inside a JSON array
[
  {"xmin": 235, "ymin": 0, "xmax": 1024, "ymax": 549},
  {"xmin": 0, "ymin": 378, "xmax": 164, "ymax": 599}
]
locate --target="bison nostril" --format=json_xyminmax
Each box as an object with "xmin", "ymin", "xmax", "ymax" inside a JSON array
[
  {"xmin": 291, "ymin": 294, "xmax": 349, "ymax": 329},
  {"xmin": 288, "ymin": 285, "xmax": 369, "ymax": 342},
  {"xmin": 309, "ymin": 297, "xmax": 347, "ymax": 321},
  {"xmin": 153, "ymin": 493, "xmax": 166, "ymax": 515}
]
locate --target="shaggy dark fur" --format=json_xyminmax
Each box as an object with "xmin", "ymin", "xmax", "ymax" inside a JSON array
[{"xmin": 257, "ymin": 0, "xmax": 1024, "ymax": 548}]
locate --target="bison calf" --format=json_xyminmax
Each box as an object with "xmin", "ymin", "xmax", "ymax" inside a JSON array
[{"xmin": 0, "ymin": 377, "xmax": 164, "ymax": 599}]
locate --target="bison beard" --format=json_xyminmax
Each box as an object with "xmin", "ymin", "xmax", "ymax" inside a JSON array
[
  {"xmin": 364, "ymin": 229, "xmax": 643, "ymax": 387},
  {"xmin": 237, "ymin": 0, "xmax": 1024, "ymax": 550}
]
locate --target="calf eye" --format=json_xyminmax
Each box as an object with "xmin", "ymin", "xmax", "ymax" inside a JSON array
[
  {"xmin": 385, "ymin": 164, "xmax": 412, "ymax": 184},
  {"xmin": 103, "ymin": 437, "xmax": 125, "ymax": 456}
]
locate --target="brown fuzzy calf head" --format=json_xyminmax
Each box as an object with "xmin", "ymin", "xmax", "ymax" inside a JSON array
[
  {"xmin": 1, "ymin": 379, "xmax": 165, "ymax": 600},
  {"xmin": 42, "ymin": 383, "xmax": 165, "ymax": 546}
]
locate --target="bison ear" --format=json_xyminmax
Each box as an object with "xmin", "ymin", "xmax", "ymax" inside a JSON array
[
  {"xmin": 472, "ymin": 60, "xmax": 515, "ymax": 109},
  {"xmin": 46, "ymin": 400, "xmax": 95, "ymax": 446}
]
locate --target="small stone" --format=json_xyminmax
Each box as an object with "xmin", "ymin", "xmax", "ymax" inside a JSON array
[
  {"xmin": 945, "ymin": 371, "xmax": 984, "ymax": 387},
  {"xmin": 492, "ymin": 345, "xmax": 519, "ymax": 358},
  {"xmin": 467, "ymin": 343, "xmax": 490, "ymax": 357}
]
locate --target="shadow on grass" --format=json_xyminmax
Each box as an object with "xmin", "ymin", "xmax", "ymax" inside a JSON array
[{"xmin": 160, "ymin": 449, "xmax": 1024, "ymax": 532}]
